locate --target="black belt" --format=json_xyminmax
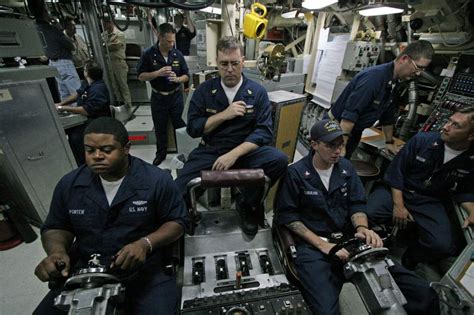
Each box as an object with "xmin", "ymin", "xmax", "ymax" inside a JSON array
[{"xmin": 152, "ymin": 86, "xmax": 180, "ymax": 96}]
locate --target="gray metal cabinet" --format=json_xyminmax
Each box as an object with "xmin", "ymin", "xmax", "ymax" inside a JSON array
[{"xmin": 0, "ymin": 67, "xmax": 76, "ymax": 225}]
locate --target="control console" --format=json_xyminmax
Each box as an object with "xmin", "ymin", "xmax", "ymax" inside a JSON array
[
  {"xmin": 181, "ymin": 229, "xmax": 310, "ymax": 314},
  {"xmin": 423, "ymin": 54, "xmax": 474, "ymax": 132}
]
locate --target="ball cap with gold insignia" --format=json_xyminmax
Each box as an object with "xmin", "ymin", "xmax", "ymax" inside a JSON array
[{"xmin": 310, "ymin": 119, "xmax": 345, "ymax": 143}]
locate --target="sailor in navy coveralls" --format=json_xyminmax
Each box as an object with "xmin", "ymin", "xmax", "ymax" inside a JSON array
[
  {"xmin": 137, "ymin": 23, "xmax": 190, "ymax": 166},
  {"xmin": 34, "ymin": 118, "xmax": 188, "ymax": 314},
  {"xmin": 367, "ymin": 107, "xmax": 474, "ymax": 269},
  {"xmin": 329, "ymin": 40, "xmax": 433, "ymax": 158},
  {"xmin": 175, "ymin": 36, "xmax": 287, "ymax": 235},
  {"xmin": 276, "ymin": 119, "xmax": 439, "ymax": 315}
]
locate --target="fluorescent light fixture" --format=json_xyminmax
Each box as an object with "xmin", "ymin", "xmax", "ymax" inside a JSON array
[
  {"xmin": 199, "ymin": 7, "xmax": 222, "ymax": 15},
  {"xmin": 281, "ymin": 10, "xmax": 304, "ymax": 18},
  {"xmin": 359, "ymin": 6, "xmax": 404, "ymax": 16},
  {"xmin": 302, "ymin": 0, "xmax": 338, "ymax": 10}
]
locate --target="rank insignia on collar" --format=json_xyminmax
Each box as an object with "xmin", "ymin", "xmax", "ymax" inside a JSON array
[
  {"xmin": 211, "ymin": 89, "xmax": 217, "ymax": 94},
  {"xmin": 342, "ymin": 169, "xmax": 348, "ymax": 175},
  {"xmin": 432, "ymin": 141, "xmax": 439, "ymax": 147},
  {"xmin": 304, "ymin": 170, "xmax": 310, "ymax": 177},
  {"xmin": 247, "ymin": 89, "xmax": 253, "ymax": 95}
]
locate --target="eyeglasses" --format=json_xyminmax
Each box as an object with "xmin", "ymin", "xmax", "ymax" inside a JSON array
[
  {"xmin": 218, "ymin": 61, "xmax": 241, "ymax": 69},
  {"xmin": 409, "ymin": 57, "xmax": 427, "ymax": 72},
  {"xmin": 319, "ymin": 141, "xmax": 344, "ymax": 151}
]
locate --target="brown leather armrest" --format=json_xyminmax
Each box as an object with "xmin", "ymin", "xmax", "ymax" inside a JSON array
[
  {"xmin": 279, "ymin": 225, "xmax": 296, "ymax": 248},
  {"xmin": 200, "ymin": 169, "xmax": 266, "ymax": 188}
]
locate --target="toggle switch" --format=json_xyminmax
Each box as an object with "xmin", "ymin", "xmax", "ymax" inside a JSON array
[
  {"xmin": 215, "ymin": 256, "xmax": 228, "ymax": 280},
  {"xmin": 236, "ymin": 252, "xmax": 252, "ymax": 276},
  {"xmin": 192, "ymin": 257, "xmax": 206, "ymax": 284}
]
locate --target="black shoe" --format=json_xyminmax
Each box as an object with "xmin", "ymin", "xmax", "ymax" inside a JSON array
[
  {"xmin": 401, "ymin": 252, "xmax": 419, "ymax": 271},
  {"xmin": 236, "ymin": 202, "xmax": 258, "ymax": 236},
  {"xmin": 153, "ymin": 157, "xmax": 164, "ymax": 166}
]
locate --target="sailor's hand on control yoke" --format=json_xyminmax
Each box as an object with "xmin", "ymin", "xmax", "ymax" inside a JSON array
[
  {"xmin": 321, "ymin": 242, "xmax": 350, "ymax": 262},
  {"xmin": 223, "ymin": 101, "xmax": 246, "ymax": 120},
  {"xmin": 355, "ymin": 228, "xmax": 383, "ymax": 248},
  {"xmin": 35, "ymin": 252, "xmax": 70, "ymax": 282},
  {"xmin": 112, "ymin": 240, "xmax": 148, "ymax": 271}
]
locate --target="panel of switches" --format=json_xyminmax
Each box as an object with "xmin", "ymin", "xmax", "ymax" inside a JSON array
[{"xmin": 182, "ymin": 284, "xmax": 310, "ymax": 314}]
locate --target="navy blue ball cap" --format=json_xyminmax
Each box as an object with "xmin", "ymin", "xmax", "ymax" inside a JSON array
[{"xmin": 310, "ymin": 119, "xmax": 344, "ymax": 142}]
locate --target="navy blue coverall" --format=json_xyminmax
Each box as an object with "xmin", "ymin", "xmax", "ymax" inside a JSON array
[
  {"xmin": 66, "ymin": 80, "xmax": 111, "ymax": 165},
  {"xmin": 174, "ymin": 75, "xmax": 288, "ymax": 209},
  {"xmin": 34, "ymin": 156, "xmax": 189, "ymax": 315},
  {"xmin": 330, "ymin": 62, "xmax": 398, "ymax": 158},
  {"xmin": 137, "ymin": 45, "xmax": 188, "ymax": 163},
  {"xmin": 367, "ymin": 132, "xmax": 474, "ymax": 264},
  {"xmin": 276, "ymin": 152, "xmax": 438, "ymax": 315}
]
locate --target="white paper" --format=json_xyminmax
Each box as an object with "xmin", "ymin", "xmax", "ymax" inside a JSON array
[
  {"xmin": 361, "ymin": 128, "xmax": 380, "ymax": 138},
  {"xmin": 302, "ymin": 54, "xmax": 311, "ymax": 75},
  {"xmin": 312, "ymin": 41, "xmax": 348, "ymax": 107},
  {"xmin": 311, "ymin": 50, "xmax": 323, "ymax": 83},
  {"xmin": 459, "ymin": 262, "xmax": 474, "ymax": 296},
  {"xmin": 440, "ymin": 68, "xmax": 455, "ymax": 78}
]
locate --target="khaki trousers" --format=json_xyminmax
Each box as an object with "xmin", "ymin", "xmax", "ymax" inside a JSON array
[{"xmin": 110, "ymin": 58, "xmax": 131, "ymax": 107}]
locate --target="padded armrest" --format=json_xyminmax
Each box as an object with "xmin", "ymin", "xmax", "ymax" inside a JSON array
[
  {"xmin": 279, "ymin": 225, "xmax": 296, "ymax": 248},
  {"xmin": 164, "ymin": 238, "xmax": 182, "ymax": 275},
  {"xmin": 200, "ymin": 169, "xmax": 266, "ymax": 188}
]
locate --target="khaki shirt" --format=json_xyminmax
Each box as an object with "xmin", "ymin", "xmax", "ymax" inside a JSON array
[
  {"xmin": 102, "ymin": 28, "xmax": 126, "ymax": 60},
  {"xmin": 64, "ymin": 32, "xmax": 90, "ymax": 67}
]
